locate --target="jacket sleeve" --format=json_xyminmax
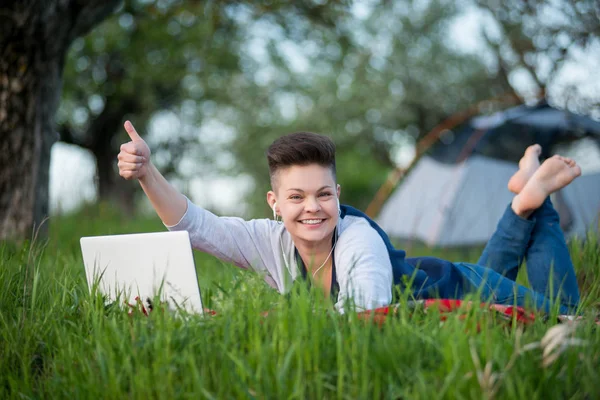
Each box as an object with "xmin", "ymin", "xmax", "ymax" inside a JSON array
[{"xmin": 165, "ymin": 197, "xmax": 279, "ymax": 274}]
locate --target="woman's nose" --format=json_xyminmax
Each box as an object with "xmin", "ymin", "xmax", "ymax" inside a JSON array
[{"xmin": 305, "ymin": 197, "xmax": 321, "ymax": 212}]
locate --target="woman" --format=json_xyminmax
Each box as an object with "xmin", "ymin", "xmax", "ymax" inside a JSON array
[{"xmin": 117, "ymin": 121, "xmax": 581, "ymax": 314}]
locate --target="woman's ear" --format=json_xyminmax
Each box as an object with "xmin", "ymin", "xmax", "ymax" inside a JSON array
[
  {"xmin": 266, "ymin": 190, "xmax": 277, "ymax": 211},
  {"xmin": 336, "ymin": 184, "xmax": 341, "ymax": 199}
]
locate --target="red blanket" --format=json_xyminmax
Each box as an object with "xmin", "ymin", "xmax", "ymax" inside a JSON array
[{"xmin": 357, "ymin": 299, "xmax": 586, "ymax": 326}]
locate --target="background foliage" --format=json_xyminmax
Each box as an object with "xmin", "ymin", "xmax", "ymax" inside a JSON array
[{"xmin": 56, "ymin": 0, "xmax": 600, "ymax": 217}]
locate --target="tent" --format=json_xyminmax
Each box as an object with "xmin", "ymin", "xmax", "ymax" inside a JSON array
[{"xmin": 376, "ymin": 101, "xmax": 600, "ymax": 247}]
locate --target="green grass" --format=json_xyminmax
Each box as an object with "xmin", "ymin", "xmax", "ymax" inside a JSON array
[{"xmin": 1, "ymin": 208, "xmax": 599, "ymax": 399}]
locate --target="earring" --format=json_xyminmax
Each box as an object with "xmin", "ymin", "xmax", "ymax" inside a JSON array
[{"xmin": 273, "ymin": 203, "xmax": 282, "ymax": 224}]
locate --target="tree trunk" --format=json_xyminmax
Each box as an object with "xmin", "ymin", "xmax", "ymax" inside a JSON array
[
  {"xmin": 0, "ymin": 1, "xmax": 120, "ymax": 241},
  {"xmin": 0, "ymin": 18, "xmax": 64, "ymax": 241}
]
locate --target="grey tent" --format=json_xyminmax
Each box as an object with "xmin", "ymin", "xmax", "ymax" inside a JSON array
[{"xmin": 376, "ymin": 102, "xmax": 600, "ymax": 247}]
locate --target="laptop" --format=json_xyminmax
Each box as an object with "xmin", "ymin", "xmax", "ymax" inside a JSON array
[{"xmin": 80, "ymin": 231, "xmax": 203, "ymax": 314}]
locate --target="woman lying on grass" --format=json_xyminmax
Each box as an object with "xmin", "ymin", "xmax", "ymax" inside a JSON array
[{"xmin": 117, "ymin": 121, "xmax": 581, "ymax": 315}]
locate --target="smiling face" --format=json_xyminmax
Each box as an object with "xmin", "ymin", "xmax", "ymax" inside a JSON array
[{"xmin": 267, "ymin": 163, "xmax": 341, "ymax": 249}]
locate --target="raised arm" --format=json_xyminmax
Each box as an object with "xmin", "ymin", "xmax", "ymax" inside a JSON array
[
  {"xmin": 117, "ymin": 121, "xmax": 187, "ymax": 226},
  {"xmin": 117, "ymin": 121, "xmax": 287, "ymax": 288}
]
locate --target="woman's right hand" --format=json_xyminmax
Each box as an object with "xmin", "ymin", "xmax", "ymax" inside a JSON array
[{"xmin": 118, "ymin": 121, "xmax": 151, "ymax": 181}]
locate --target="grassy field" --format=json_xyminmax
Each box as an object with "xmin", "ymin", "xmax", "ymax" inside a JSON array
[{"xmin": 1, "ymin": 206, "xmax": 599, "ymax": 399}]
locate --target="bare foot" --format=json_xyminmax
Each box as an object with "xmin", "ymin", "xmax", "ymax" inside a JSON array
[
  {"xmin": 507, "ymin": 144, "xmax": 542, "ymax": 194},
  {"xmin": 511, "ymin": 155, "xmax": 582, "ymax": 218}
]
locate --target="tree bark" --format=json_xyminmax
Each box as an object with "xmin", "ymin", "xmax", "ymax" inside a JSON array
[{"xmin": 0, "ymin": 0, "xmax": 120, "ymax": 241}]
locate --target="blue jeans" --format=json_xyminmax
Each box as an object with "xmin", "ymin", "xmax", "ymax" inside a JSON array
[{"xmin": 455, "ymin": 197, "xmax": 580, "ymax": 314}]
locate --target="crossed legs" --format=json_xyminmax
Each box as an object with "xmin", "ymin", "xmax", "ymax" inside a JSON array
[{"xmin": 477, "ymin": 145, "xmax": 581, "ymax": 309}]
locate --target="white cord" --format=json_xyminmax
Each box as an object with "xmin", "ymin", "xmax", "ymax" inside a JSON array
[
  {"xmin": 280, "ymin": 233, "xmax": 337, "ymax": 280},
  {"xmin": 280, "ymin": 233, "xmax": 294, "ymax": 279},
  {"xmin": 311, "ymin": 238, "xmax": 337, "ymax": 278}
]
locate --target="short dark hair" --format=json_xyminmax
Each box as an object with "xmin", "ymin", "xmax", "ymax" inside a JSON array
[{"xmin": 266, "ymin": 132, "xmax": 337, "ymax": 189}]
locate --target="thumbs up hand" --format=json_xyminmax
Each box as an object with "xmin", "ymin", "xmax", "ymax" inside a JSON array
[{"xmin": 118, "ymin": 121, "xmax": 151, "ymax": 180}]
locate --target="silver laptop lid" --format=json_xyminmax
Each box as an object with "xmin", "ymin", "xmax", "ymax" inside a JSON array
[{"xmin": 80, "ymin": 231, "xmax": 203, "ymax": 314}]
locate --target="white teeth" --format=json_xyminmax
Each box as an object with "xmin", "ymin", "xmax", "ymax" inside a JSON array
[{"xmin": 301, "ymin": 219, "xmax": 324, "ymax": 225}]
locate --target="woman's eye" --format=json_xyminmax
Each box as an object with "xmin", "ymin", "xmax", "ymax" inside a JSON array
[
  {"xmin": 319, "ymin": 192, "xmax": 332, "ymax": 197},
  {"xmin": 289, "ymin": 195, "xmax": 302, "ymax": 200}
]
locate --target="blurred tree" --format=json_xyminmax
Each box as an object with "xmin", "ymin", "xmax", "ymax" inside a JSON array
[
  {"xmin": 58, "ymin": 1, "xmax": 240, "ymax": 213},
  {"xmin": 55, "ymin": 0, "xmax": 598, "ymax": 221},
  {"xmin": 227, "ymin": 0, "xmax": 514, "ymax": 214},
  {"xmin": 57, "ymin": 0, "xmax": 351, "ymax": 213},
  {"xmin": 473, "ymin": 0, "xmax": 600, "ymax": 113},
  {"xmin": 0, "ymin": 0, "xmax": 120, "ymax": 241}
]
